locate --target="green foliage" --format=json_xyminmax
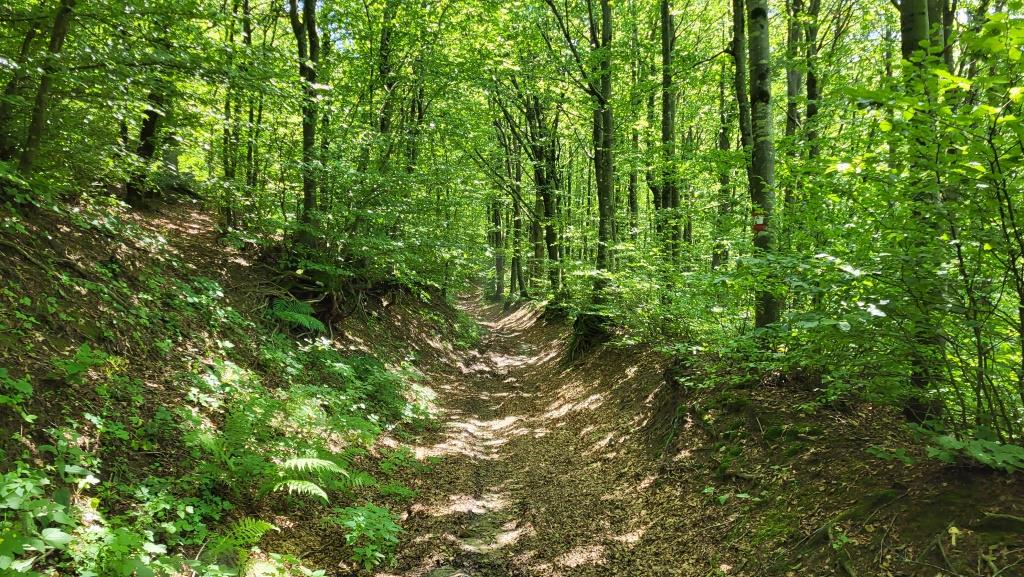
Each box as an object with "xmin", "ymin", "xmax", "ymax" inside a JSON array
[
  {"xmin": 269, "ymin": 298, "xmax": 327, "ymax": 334},
  {"xmin": 925, "ymin": 434, "xmax": 1024, "ymax": 474},
  {"xmin": 52, "ymin": 344, "xmax": 108, "ymax": 384},
  {"xmin": 866, "ymin": 446, "xmax": 916, "ymax": 466},
  {"xmin": 203, "ymin": 517, "xmax": 277, "ymax": 570},
  {"xmin": 0, "ymin": 367, "xmax": 34, "ymax": 422},
  {"xmin": 0, "ymin": 466, "xmax": 74, "ymax": 575},
  {"xmin": 328, "ymin": 503, "xmax": 402, "ymax": 571}
]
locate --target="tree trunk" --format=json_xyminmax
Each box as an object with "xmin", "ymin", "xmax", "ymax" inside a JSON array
[
  {"xmin": 19, "ymin": 0, "xmax": 75, "ymax": 174},
  {"xmin": 732, "ymin": 0, "xmax": 754, "ymax": 186},
  {"xmin": 593, "ymin": 0, "xmax": 615, "ymax": 282},
  {"xmin": 490, "ymin": 199, "xmax": 505, "ymax": 300},
  {"xmin": 900, "ymin": 0, "xmax": 945, "ymax": 421},
  {"xmin": 784, "ymin": 0, "xmax": 803, "ymax": 224},
  {"xmin": 748, "ymin": 0, "xmax": 780, "ymax": 327},
  {"xmin": 712, "ymin": 61, "xmax": 733, "ymax": 270},
  {"xmin": 289, "ymin": 0, "xmax": 319, "ymax": 236},
  {"xmin": 0, "ymin": 23, "xmax": 40, "ymax": 161},
  {"xmin": 512, "ymin": 186, "xmax": 527, "ymax": 298},
  {"xmin": 125, "ymin": 91, "xmax": 165, "ymax": 207},
  {"xmin": 524, "ymin": 97, "xmax": 561, "ymax": 293},
  {"xmin": 378, "ymin": 0, "xmax": 397, "ymax": 166},
  {"xmin": 661, "ymin": 0, "xmax": 679, "ymax": 259},
  {"xmin": 805, "ymin": 0, "xmax": 821, "ymax": 158}
]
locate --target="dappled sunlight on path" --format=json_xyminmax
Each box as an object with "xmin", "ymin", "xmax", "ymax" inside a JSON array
[{"xmin": 384, "ymin": 298, "xmax": 696, "ymax": 577}]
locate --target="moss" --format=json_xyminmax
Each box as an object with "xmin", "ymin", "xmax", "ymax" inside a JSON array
[
  {"xmin": 763, "ymin": 425, "xmax": 785, "ymax": 441},
  {"xmin": 754, "ymin": 508, "xmax": 801, "ymax": 545}
]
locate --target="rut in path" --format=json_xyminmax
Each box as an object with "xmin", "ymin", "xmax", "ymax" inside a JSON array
[{"xmin": 386, "ymin": 300, "xmax": 704, "ymax": 577}]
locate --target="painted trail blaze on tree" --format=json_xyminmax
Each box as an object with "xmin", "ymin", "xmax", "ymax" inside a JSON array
[{"xmin": 746, "ymin": 0, "xmax": 779, "ymax": 328}]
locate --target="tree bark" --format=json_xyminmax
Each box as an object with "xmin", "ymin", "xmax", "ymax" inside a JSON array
[
  {"xmin": 125, "ymin": 91, "xmax": 165, "ymax": 207},
  {"xmin": 490, "ymin": 199, "xmax": 505, "ymax": 300},
  {"xmin": 900, "ymin": 0, "xmax": 946, "ymax": 421},
  {"xmin": 805, "ymin": 0, "xmax": 821, "ymax": 158},
  {"xmin": 712, "ymin": 61, "xmax": 733, "ymax": 270},
  {"xmin": 289, "ymin": 0, "xmax": 319, "ymax": 236},
  {"xmin": 19, "ymin": 0, "xmax": 75, "ymax": 174},
  {"xmin": 732, "ymin": 0, "xmax": 754, "ymax": 186},
  {"xmin": 748, "ymin": 0, "xmax": 781, "ymax": 327},
  {"xmin": 0, "ymin": 23, "xmax": 40, "ymax": 161},
  {"xmin": 661, "ymin": 0, "xmax": 680, "ymax": 259},
  {"xmin": 593, "ymin": 0, "xmax": 615, "ymax": 281}
]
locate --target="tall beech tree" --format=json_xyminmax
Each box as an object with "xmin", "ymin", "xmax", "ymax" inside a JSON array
[
  {"xmin": 289, "ymin": 0, "xmax": 319, "ymax": 233},
  {"xmin": 2, "ymin": 0, "xmax": 1022, "ymax": 446}
]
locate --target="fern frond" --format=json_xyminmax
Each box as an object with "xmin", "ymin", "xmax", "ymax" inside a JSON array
[
  {"xmin": 340, "ymin": 470, "xmax": 377, "ymax": 489},
  {"xmin": 274, "ymin": 479, "xmax": 329, "ymax": 502},
  {"xmin": 269, "ymin": 298, "xmax": 326, "ymax": 332},
  {"xmin": 204, "ymin": 517, "xmax": 277, "ymax": 569},
  {"xmin": 280, "ymin": 457, "xmax": 347, "ymax": 475}
]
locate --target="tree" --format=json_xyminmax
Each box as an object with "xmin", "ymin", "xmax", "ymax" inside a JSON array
[
  {"xmin": 747, "ymin": 0, "xmax": 780, "ymax": 327},
  {"xmin": 288, "ymin": 0, "xmax": 319, "ymax": 238},
  {"xmin": 18, "ymin": 0, "xmax": 75, "ymax": 174}
]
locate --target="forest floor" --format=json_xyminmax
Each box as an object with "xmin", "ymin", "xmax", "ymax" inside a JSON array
[
  {"xmin": 370, "ymin": 298, "xmax": 1024, "ymax": 577},
  {"xmin": 139, "ymin": 197, "xmax": 1019, "ymax": 577},
  {"xmin": 384, "ymin": 299, "xmax": 674, "ymax": 577},
  {"xmin": 2, "ymin": 198, "xmax": 1023, "ymax": 577}
]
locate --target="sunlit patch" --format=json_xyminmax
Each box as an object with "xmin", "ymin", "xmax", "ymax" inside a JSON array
[
  {"xmin": 556, "ymin": 544, "xmax": 606, "ymax": 568},
  {"xmin": 637, "ymin": 474, "xmax": 658, "ymax": 491},
  {"xmin": 544, "ymin": 392, "xmax": 605, "ymax": 419},
  {"xmin": 672, "ymin": 448, "xmax": 693, "ymax": 461},
  {"xmin": 271, "ymin": 515, "xmax": 296, "ymax": 529},
  {"xmin": 612, "ymin": 526, "xmax": 649, "ymax": 545}
]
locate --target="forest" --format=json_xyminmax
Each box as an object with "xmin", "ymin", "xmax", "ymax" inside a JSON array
[{"xmin": 2, "ymin": 0, "xmax": 1024, "ymax": 575}]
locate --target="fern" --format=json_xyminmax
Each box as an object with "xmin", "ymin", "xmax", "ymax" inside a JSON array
[
  {"xmin": 204, "ymin": 517, "xmax": 277, "ymax": 570},
  {"xmin": 270, "ymin": 457, "xmax": 349, "ymax": 502},
  {"xmin": 269, "ymin": 298, "xmax": 326, "ymax": 333},
  {"xmin": 274, "ymin": 479, "xmax": 329, "ymax": 502},
  {"xmin": 280, "ymin": 457, "xmax": 346, "ymax": 475},
  {"xmin": 340, "ymin": 470, "xmax": 377, "ymax": 490}
]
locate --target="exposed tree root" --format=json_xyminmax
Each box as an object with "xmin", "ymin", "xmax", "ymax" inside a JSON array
[{"xmin": 567, "ymin": 309, "xmax": 610, "ymax": 361}]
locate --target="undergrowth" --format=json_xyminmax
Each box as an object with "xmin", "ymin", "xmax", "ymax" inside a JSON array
[{"xmin": 0, "ymin": 198, "xmax": 439, "ymax": 576}]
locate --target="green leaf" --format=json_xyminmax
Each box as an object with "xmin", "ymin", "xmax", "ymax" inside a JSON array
[{"xmin": 40, "ymin": 528, "xmax": 72, "ymax": 549}]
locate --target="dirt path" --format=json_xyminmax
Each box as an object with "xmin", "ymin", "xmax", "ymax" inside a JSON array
[{"xmin": 386, "ymin": 300, "xmax": 690, "ymax": 577}]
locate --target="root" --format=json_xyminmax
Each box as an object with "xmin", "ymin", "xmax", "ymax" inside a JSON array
[{"xmin": 567, "ymin": 310, "xmax": 610, "ymax": 361}]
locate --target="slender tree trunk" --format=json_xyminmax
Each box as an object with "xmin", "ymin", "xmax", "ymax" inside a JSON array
[
  {"xmin": 532, "ymin": 192, "xmax": 544, "ymax": 287},
  {"xmin": 748, "ymin": 0, "xmax": 781, "ymax": 327},
  {"xmin": 593, "ymin": 0, "xmax": 615, "ymax": 282},
  {"xmin": 713, "ymin": 61, "xmax": 733, "ymax": 270},
  {"xmin": 513, "ymin": 190, "xmax": 527, "ymax": 298},
  {"xmin": 222, "ymin": 1, "xmax": 239, "ymax": 228},
  {"xmin": 524, "ymin": 97, "xmax": 561, "ymax": 293},
  {"xmin": 510, "ymin": 139, "xmax": 527, "ymax": 299},
  {"xmin": 900, "ymin": 0, "xmax": 945, "ymax": 421},
  {"xmin": 125, "ymin": 91, "xmax": 164, "ymax": 207},
  {"xmin": 784, "ymin": 0, "xmax": 803, "ymax": 226},
  {"xmin": 732, "ymin": 0, "xmax": 754, "ymax": 186},
  {"xmin": 378, "ymin": 0, "xmax": 397, "ymax": 166},
  {"xmin": 490, "ymin": 199, "xmax": 505, "ymax": 300},
  {"xmin": 661, "ymin": 0, "xmax": 679, "ymax": 259},
  {"xmin": 646, "ymin": 59, "xmax": 664, "ymax": 239},
  {"xmin": 289, "ymin": 0, "xmax": 319, "ymax": 236},
  {"xmin": 19, "ymin": 0, "xmax": 75, "ymax": 174},
  {"xmin": 0, "ymin": 23, "xmax": 40, "ymax": 161},
  {"xmin": 804, "ymin": 0, "xmax": 821, "ymax": 159}
]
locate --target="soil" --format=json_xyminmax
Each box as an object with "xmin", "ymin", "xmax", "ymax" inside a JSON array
[
  {"xmin": 373, "ymin": 299, "xmax": 1024, "ymax": 577},
  {"xmin": 3, "ymin": 199, "xmax": 1023, "ymax": 577}
]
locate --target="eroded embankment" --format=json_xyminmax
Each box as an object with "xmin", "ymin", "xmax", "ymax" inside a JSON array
[{"xmin": 380, "ymin": 300, "xmax": 1024, "ymax": 577}]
